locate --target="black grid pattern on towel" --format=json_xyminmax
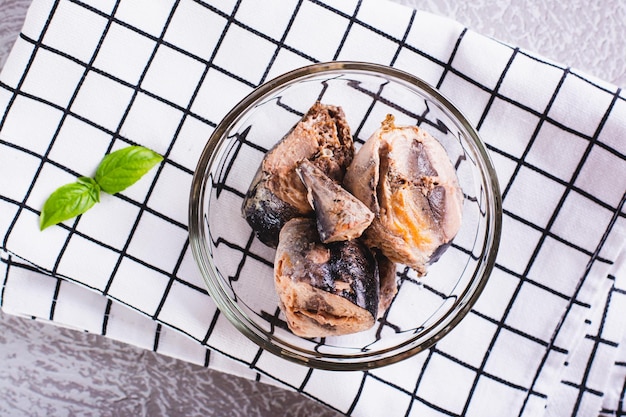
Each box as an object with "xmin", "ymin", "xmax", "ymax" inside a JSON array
[
  {"xmin": 0, "ymin": 253, "xmax": 253, "ymax": 376},
  {"xmin": 560, "ymin": 276, "xmax": 624, "ymax": 414},
  {"xmin": 1, "ymin": 0, "xmax": 625, "ymax": 416},
  {"xmin": 600, "ymin": 328, "xmax": 626, "ymax": 417}
]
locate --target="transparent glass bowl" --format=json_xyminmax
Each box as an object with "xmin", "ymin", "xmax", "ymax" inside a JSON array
[{"xmin": 189, "ymin": 62, "xmax": 502, "ymax": 370}]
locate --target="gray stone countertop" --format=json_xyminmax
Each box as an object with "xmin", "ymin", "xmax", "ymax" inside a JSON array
[{"xmin": 0, "ymin": 0, "xmax": 624, "ymax": 416}]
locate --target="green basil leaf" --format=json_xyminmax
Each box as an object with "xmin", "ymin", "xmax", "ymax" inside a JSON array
[
  {"xmin": 95, "ymin": 146, "xmax": 163, "ymax": 194},
  {"xmin": 39, "ymin": 177, "xmax": 101, "ymax": 230}
]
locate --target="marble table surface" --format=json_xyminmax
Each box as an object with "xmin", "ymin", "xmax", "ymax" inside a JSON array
[{"xmin": 1, "ymin": 0, "xmax": 624, "ymax": 416}]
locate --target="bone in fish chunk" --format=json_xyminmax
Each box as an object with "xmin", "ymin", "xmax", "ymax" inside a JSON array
[
  {"xmin": 241, "ymin": 102, "xmax": 354, "ymax": 247},
  {"xmin": 274, "ymin": 218, "xmax": 379, "ymax": 337},
  {"xmin": 296, "ymin": 159, "xmax": 374, "ymax": 244},
  {"xmin": 344, "ymin": 115, "xmax": 463, "ymax": 276}
]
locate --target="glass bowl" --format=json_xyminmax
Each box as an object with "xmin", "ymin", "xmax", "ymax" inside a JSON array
[{"xmin": 189, "ymin": 61, "xmax": 502, "ymax": 370}]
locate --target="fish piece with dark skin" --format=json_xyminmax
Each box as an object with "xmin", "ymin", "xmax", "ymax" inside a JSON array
[
  {"xmin": 296, "ymin": 159, "xmax": 374, "ymax": 244},
  {"xmin": 241, "ymin": 102, "xmax": 354, "ymax": 247},
  {"xmin": 274, "ymin": 218, "xmax": 379, "ymax": 338},
  {"xmin": 344, "ymin": 115, "xmax": 463, "ymax": 276},
  {"xmin": 242, "ymin": 167, "xmax": 302, "ymax": 248}
]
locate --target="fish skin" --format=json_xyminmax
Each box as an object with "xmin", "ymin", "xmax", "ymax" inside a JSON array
[
  {"xmin": 241, "ymin": 102, "xmax": 354, "ymax": 248},
  {"xmin": 344, "ymin": 115, "xmax": 463, "ymax": 275},
  {"xmin": 374, "ymin": 250, "xmax": 397, "ymax": 318},
  {"xmin": 296, "ymin": 159, "xmax": 374, "ymax": 244},
  {"xmin": 274, "ymin": 218, "xmax": 379, "ymax": 337},
  {"xmin": 241, "ymin": 167, "xmax": 302, "ymax": 247}
]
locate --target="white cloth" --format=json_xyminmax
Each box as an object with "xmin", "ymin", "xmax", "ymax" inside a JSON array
[{"xmin": 1, "ymin": 0, "xmax": 625, "ymax": 416}]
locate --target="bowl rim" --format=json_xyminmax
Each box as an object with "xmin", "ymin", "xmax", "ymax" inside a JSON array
[{"xmin": 189, "ymin": 61, "xmax": 502, "ymax": 370}]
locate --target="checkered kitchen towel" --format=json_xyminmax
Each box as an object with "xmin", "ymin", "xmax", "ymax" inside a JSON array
[{"xmin": 1, "ymin": 0, "xmax": 625, "ymax": 416}]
